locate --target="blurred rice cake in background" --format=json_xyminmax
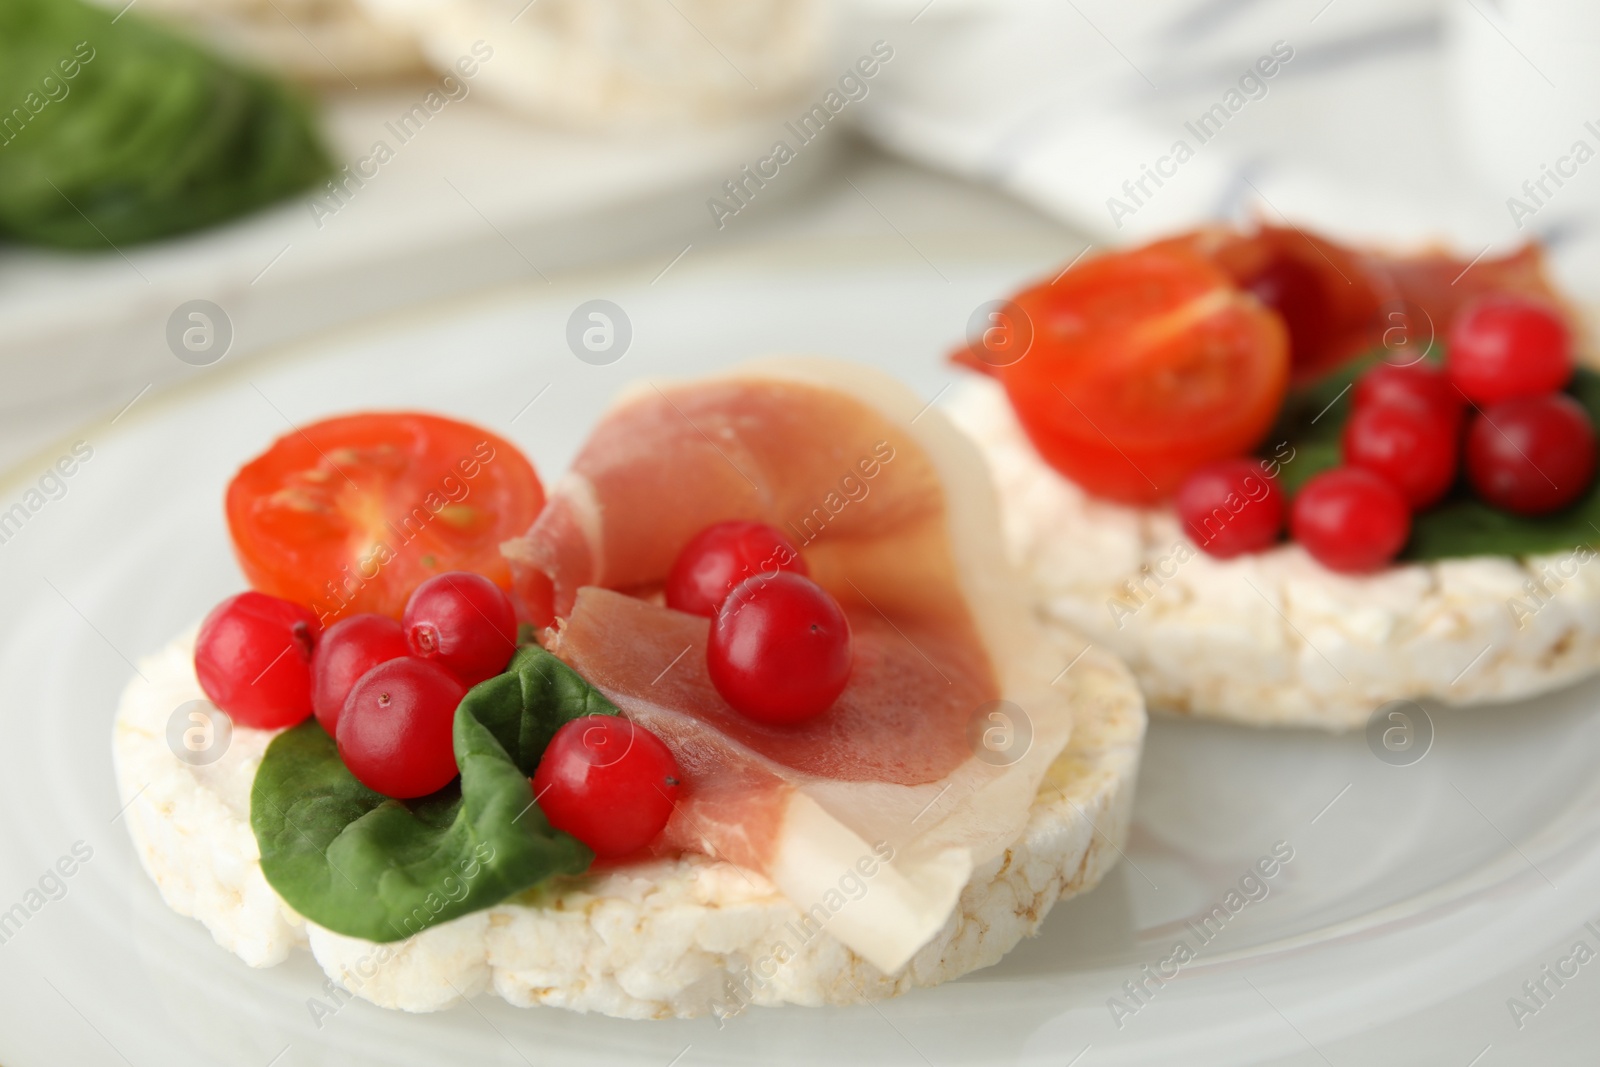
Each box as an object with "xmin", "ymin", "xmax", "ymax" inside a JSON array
[
  {"xmin": 101, "ymin": 0, "xmax": 427, "ymax": 83},
  {"xmin": 105, "ymin": 0, "xmax": 830, "ymax": 126}
]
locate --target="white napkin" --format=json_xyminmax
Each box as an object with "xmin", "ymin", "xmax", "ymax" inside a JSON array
[{"xmin": 835, "ymin": 0, "xmax": 1596, "ymax": 282}]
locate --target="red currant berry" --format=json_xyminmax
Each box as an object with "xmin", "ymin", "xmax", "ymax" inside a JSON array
[
  {"xmin": 1465, "ymin": 394, "xmax": 1597, "ymax": 515},
  {"xmin": 1448, "ymin": 295, "xmax": 1573, "ymax": 405},
  {"xmin": 1290, "ymin": 468, "xmax": 1411, "ymax": 574},
  {"xmin": 532, "ymin": 715, "xmax": 681, "ymax": 859},
  {"xmin": 707, "ymin": 572, "xmax": 852, "ymax": 725},
  {"xmin": 1341, "ymin": 403, "xmax": 1459, "ymax": 509},
  {"xmin": 1353, "ymin": 362, "xmax": 1465, "ymax": 429},
  {"xmin": 310, "ymin": 614, "xmax": 409, "ymax": 735},
  {"xmin": 194, "ymin": 592, "xmax": 319, "ymax": 730},
  {"xmin": 402, "ymin": 572, "xmax": 518, "ymax": 687},
  {"xmin": 1175, "ymin": 458, "xmax": 1285, "ymax": 558},
  {"xmin": 336, "ymin": 657, "xmax": 465, "ymax": 798},
  {"xmin": 665, "ymin": 521, "xmax": 809, "ymax": 617}
]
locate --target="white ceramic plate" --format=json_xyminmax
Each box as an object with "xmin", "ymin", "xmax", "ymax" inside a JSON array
[{"xmin": 2, "ymin": 239, "xmax": 1598, "ymax": 1066}]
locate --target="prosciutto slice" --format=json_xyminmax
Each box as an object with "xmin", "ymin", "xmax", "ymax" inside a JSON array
[
  {"xmin": 1154, "ymin": 225, "xmax": 1561, "ymax": 382},
  {"xmin": 503, "ymin": 358, "xmax": 1070, "ymax": 973}
]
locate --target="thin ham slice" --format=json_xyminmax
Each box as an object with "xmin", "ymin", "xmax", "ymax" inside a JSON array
[
  {"xmin": 1156, "ymin": 225, "xmax": 1563, "ymax": 382},
  {"xmin": 503, "ymin": 358, "xmax": 1071, "ymax": 974}
]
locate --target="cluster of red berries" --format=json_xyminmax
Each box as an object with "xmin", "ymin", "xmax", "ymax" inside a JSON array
[
  {"xmin": 665, "ymin": 520, "xmax": 854, "ymax": 725},
  {"xmin": 1176, "ymin": 294, "xmax": 1596, "ymax": 573},
  {"xmin": 194, "ymin": 573, "xmax": 518, "ymax": 797},
  {"xmin": 193, "ymin": 573, "xmax": 685, "ymax": 859},
  {"xmin": 188, "ymin": 520, "xmax": 855, "ymax": 860}
]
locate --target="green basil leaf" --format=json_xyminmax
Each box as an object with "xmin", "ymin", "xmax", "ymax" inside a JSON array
[
  {"xmin": 1266, "ymin": 359, "xmax": 1600, "ymax": 560},
  {"xmin": 0, "ymin": 0, "xmax": 331, "ymax": 248},
  {"xmin": 251, "ymin": 645, "xmax": 617, "ymax": 943}
]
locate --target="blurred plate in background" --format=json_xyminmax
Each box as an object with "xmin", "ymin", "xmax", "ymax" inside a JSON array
[{"xmin": 0, "ymin": 90, "xmax": 836, "ymax": 470}]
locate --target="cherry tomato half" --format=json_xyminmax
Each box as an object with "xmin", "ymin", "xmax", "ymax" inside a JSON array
[
  {"xmin": 226, "ymin": 413, "xmax": 544, "ymax": 624},
  {"xmin": 980, "ymin": 247, "xmax": 1289, "ymax": 504}
]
